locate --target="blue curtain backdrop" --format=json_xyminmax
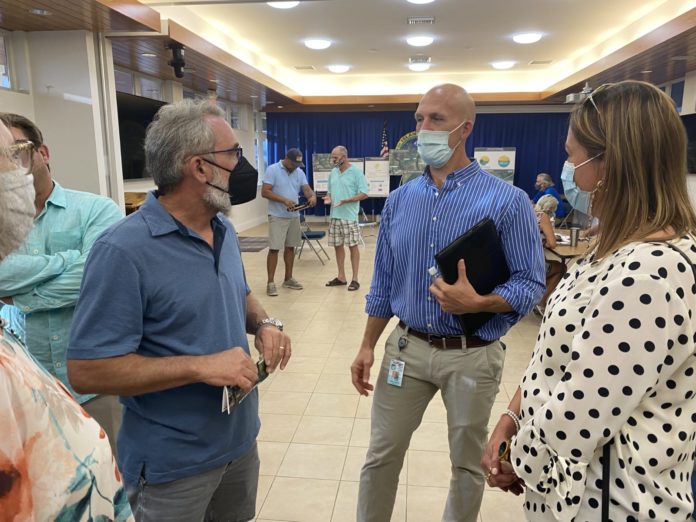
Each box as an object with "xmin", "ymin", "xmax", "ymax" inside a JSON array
[{"xmin": 266, "ymin": 110, "xmax": 570, "ymax": 215}]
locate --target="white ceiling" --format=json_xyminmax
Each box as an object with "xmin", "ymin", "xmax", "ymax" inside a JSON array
[{"xmin": 143, "ymin": 0, "xmax": 696, "ymax": 96}]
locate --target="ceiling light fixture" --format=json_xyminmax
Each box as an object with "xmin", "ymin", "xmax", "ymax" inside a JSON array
[
  {"xmin": 141, "ymin": 53, "xmax": 157, "ymax": 57},
  {"xmin": 328, "ymin": 64, "xmax": 350, "ymax": 73},
  {"xmin": 29, "ymin": 8, "xmax": 51, "ymax": 15},
  {"xmin": 250, "ymin": 95, "xmax": 259, "ymax": 98},
  {"xmin": 640, "ymin": 70, "xmax": 652, "ymax": 74},
  {"xmin": 407, "ymin": 0, "xmax": 435, "ymax": 4},
  {"xmin": 408, "ymin": 63, "xmax": 431, "ymax": 72},
  {"xmin": 512, "ymin": 32, "xmax": 542, "ymax": 44},
  {"xmin": 304, "ymin": 39, "xmax": 331, "ymax": 50},
  {"xmin": 407, "ymin": 36, "xmax": 434, "ymax": 47},
  {"xmin": 267, "ymin": 1, "xmax": 300, "ymax": 8},
  {"xmin": 491, "ymin": 60, "xmax": 516, "ymax": 70}
]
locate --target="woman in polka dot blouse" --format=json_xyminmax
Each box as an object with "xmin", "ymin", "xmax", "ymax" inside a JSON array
[{"xmin": 482, "ymin": 81, "xmax": 696, "ymax": 520}]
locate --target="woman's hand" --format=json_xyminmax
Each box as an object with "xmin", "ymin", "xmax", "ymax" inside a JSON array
[{"xmin": 481, "ymin": 414, "xmax": 524, "ymax": 495}]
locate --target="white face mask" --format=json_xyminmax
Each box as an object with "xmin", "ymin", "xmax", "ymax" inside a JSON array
[
  {"xmin": 0, "ymin": 169, "xmax": 35, "ymax": 259},
  {"xmin": 416, "ymin": 121, "xmax": 466, "ymax": 168}
]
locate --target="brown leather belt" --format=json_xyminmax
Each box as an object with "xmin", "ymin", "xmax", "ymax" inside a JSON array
[{"xmin": 398, "ymin": 320, "xmax": 493, "ymax": 349}]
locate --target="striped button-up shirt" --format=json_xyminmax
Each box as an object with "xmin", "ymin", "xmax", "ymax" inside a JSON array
[{"xmin": 365, "ymin": 162, "xmax": 545, "ymax": 340}]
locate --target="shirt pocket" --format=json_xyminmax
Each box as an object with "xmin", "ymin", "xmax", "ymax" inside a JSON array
[{"xmin": 47, "ymin": 229, "xmax": 82, "ymax": 254}]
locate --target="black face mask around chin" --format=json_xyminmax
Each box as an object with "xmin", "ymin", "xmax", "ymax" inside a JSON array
[{"xmin": 205, "ymin": 155, "xmax": 259, "ymax": 205}]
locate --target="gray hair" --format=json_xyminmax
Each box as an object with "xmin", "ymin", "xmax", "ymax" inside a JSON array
[
  {"xmin": 536, "ymin": 194, "xmax": 558, "ymax": 216},
  {"xmin": 144, "ymin": 99, "xmax": 225, "ymax": 194},
  {"xmin": 537, "ymin": 173, "xmax": 554, "ymax": 187},
  {"xmin": 334, "ymin": 145, "xmax": 348, "ymax": 157}
]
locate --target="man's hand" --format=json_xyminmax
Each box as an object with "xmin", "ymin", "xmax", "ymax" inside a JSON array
[
  {"xmin": 323, "ymin": 195, "xmax": 332, "ymax": 205},
  {"xmin": 285, "ymin": 199, "xmax": 296, "ymax": 211},
  {"xmin": 334, "ymin": 199, "xmax": 348, "ymax": 208},
  {"xmin": 351, "ymin": 347, "xmax": 375, "ymax": 396},
  {"xmin": 197, "ymin": 347, "xmax": 258, "ymax": 392},
  {"xmin": 429, "ymin": 259, "xmax": 482, "ymax": 314},
  {"xmin": 308, "ymin": 196, "xmax": 317, "ymax": 207},
  {"xmin": 254, "ymin": 325, "xmax": 291, "ymax": 373}
]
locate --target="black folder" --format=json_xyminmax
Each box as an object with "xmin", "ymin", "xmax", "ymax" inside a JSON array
[{"xmin": 434, "ymin": 218, "xmax": 510, "ymax": 335}]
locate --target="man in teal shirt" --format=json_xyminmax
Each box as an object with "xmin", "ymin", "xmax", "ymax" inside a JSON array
[
  {"xmin": 324, "ymin": 145, "xmax": 369, "ymax": 291},
  {"xmin": 0, "ymin": 113, "xmax": 123, "ymax": 451}
]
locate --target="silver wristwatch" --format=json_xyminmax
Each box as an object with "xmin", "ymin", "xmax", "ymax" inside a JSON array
[{"xmin": 256, "ymin": 317, "xmax": 283, "ymax": 333}]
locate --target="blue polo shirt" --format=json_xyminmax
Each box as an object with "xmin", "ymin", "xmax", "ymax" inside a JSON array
[
  {"xmin": 263, "ymin": 160, "xmax": 308, "ymax": 218},
  {"xmin": 68, "ymin": 192, "xmax": 259, "ymax": 487}
]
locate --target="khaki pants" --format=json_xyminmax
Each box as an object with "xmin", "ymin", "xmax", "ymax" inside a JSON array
[
  {"xmin": 83, "ymin": 394, "xmax": 123, "ymax": 457},
  {"xmin": 358, "ymin": 325, "xmax": 505, "ymax": 522}
]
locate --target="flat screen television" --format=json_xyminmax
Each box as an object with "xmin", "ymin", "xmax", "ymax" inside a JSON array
[{"xmin": 116, "ymin": 92, "xmax": 167, "ymax": 180}]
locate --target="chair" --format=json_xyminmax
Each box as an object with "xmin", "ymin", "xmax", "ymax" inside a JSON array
[
  {"xmin": 297, "ymin": 212, "xmax": 330, "ymax": 265},
  {"xmin": 357, "ymin": 207, "xmax": 378, "ymax": 247}
]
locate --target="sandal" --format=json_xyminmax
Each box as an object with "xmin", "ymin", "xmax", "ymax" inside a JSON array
[
  {"xmin": 326, "ymin": 277, "xmax": 347, "ymax": 287},
  {"xmin": 347, "ymin": 280, "xmax": 360, "ymax": 291}
]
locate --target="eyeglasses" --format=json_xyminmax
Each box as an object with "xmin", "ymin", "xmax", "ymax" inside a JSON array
[
  {"xmin": 198, "ymin": 147, "xmax": 243, "ymax": 160},
  {"xmin": 584, "ymin": 83, "xmax": 611, "ymax": 117},
  {"xmin": 5, "ymin": 141, "xmax": 35, "ymax": 175}
]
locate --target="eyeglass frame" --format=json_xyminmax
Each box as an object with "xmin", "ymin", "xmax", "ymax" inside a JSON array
[
  {"xmin": 5, "ymin": 140, "xmax": 35, "ymax": 175},
  {"xmin": 583, "ymin": 83, "xmax": 611, "ymax": 117}
]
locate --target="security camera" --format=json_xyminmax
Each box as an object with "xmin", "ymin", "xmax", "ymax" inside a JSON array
[{"xmin": 166, "ymin": 42, "xmax": 186, "ymax": 78}]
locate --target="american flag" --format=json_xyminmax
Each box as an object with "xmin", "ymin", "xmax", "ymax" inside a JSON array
[{"xmin": 379, "ymin": 121, "xmax": 389, "ymax": 158}]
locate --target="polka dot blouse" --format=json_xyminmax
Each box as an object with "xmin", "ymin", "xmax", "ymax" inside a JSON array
[{"xmin": 512, "ymin": 237, "xmax": 696, "ymax": 521}]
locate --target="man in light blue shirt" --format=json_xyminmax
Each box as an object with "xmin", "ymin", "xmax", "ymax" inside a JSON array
[
  {"xmin": 261, "ymin": 148, "xmax": 316, "ymax": 296},
  {"xmin": 324, "ymin": 145, "xmax": 369, "ymax": 291},
  {"xmin": 0, "ymin": 113, "xmax": 124, "ymax": 451}
]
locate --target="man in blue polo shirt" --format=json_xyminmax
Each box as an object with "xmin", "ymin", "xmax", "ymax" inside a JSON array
[
  {"xmin": 67, "ymin": 99, "xmax": 291, "ymax": 522},
  {"xmin": 261, "ymin": 148, "xmax": 316, "ymax": 296}
]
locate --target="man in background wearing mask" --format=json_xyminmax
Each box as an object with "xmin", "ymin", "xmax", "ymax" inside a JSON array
[
  {"xmin": 0, "ymin": 120, "xmax": 132, "ymax": 521},
  {"xmin": 67, "ymin": 99, "xmax": 291, "ymax": 521},
  {"xmin": 351, "ymin": 84, "xmax": 544, "ymax": 522},
  {"xmin": 531, "ymin": 172, "xmax": 567, "ymax": 220},
  {"xmin": 0, "ymin": 113, "xmax": 124, "ymax": 452},
  {"xmin": 324, "ymin": 145, "xmax": 369, "ymax": 291}
]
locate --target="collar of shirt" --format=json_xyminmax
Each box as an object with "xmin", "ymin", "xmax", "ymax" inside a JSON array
[
  {"xmin": 139, "ymin": 190, "xmax": 225, "ymax": 238},
  {"xmin": 40, "ymin": 181, "xmax": 67, "ymax": 215},
  {"xmin": 423, "ymin": 161, "xmax": 480, "ymax": 192}
]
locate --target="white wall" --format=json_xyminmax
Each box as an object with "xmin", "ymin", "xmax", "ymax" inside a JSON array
[{"xmin": 0, "ymin": 89, "xmax": 35, "ymax": 119}]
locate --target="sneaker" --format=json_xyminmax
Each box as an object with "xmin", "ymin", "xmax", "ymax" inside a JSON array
[
  {"xmin": 266, "ymin": 282, "xmax": 278, "ymax": 296},
  {"xmin": 282, "ymin": 278, "xmax": 303, "ymax": 290}
]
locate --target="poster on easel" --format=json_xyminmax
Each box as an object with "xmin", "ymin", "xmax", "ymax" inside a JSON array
[
  {"xmin": 311, "ymin": 153, "xmax": 332, "ymax": 193},
  {"xmin": 364, "ymin": 157, "xmax": 390, "ymax": 197},
  {"xmin": 349, "ymin": 157, "xmax": 365, "ymax": 174},
  {"xmin": 474, "ymin": 147, "xmax": 516, "ymax": 184}
]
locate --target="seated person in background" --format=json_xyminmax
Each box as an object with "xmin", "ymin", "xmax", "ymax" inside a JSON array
[
  {"xmin": 0, "ymin": 120, "xmax": 132, "ymax": 521},
  {"xmin": 532, "ymin": 172, "xmax": 567, "ymax": 219},
  {"xmin": 535, "ymin": 195, "xmax": 563, "ymax": 311}
]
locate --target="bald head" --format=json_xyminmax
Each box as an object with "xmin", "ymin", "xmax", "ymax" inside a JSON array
[
  {"xmin": 332, "ymin": 145, "xmax": 348, "ymax": 157},
  {"xmin": 422, "ymin": 84, "xmax": 476, "ymax": 124}
]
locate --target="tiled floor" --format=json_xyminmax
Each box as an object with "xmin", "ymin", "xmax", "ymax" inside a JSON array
[{"xmin": 240, "ymin": 221, "xmax": 540, "ymax": 522}]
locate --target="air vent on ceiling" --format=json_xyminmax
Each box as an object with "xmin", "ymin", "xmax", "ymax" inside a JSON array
[
  {"xmin": 529, "ymin": 60, "xmax": 552, "ymax": 65},
  {"xmin": 408, "ymin": 16, "xmax": 435, "ymax": 25},
  {"xmin": 294, "ymin": 65, "xmax": 316, "ymax": 70},
  {"xmin": 409, "ymin": 55, "xmax": 431, "ymax": 64}
]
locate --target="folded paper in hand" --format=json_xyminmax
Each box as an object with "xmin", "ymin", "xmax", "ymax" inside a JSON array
[{"xmin": 434, "ymin": 218, "xmax": 510, "ymax": 335}]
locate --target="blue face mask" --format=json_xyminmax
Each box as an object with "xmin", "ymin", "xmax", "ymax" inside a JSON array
[
  {"xmin": 417, "ymin": 121, "xmax": 465, "ymax": 168},
  {"xmin": 560, "ymin": 153, "xmax": 602, "ymax": 215}
]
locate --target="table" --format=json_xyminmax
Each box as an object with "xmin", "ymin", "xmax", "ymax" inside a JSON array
[{"xmin": 545, "ymin": 231, "xmax": 592, "ymax": 273}]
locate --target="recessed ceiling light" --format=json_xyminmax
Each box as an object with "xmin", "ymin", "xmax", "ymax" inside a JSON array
[
  {"xmin": 491, "ymin": 60, "xmax": 516, "ymax": 70},
  {"xmin": 277, "ymin": 105, "xmax": 284, "ymax": 108},
  {"xmin": 513, "ymin": 32, "xmax": 542, "ymax": 44},
  {"xmin": 304, "ymin": 39, "xmax": 331, "ymax": 50},
  {"xmin": 640, "ymin": 70, "xmax": 652, "ymax": 74},
  {"xmin": 407, "ymin": 0, "xmax": 435, "ymax": 4},
  {"xmin": 328, "ymin": 64, "xmax": 350, "ymax": 73},
  {"xmin": 250, "ymin": 95, "xmax": 259, "ymax": 98},
  {"xmin": 408, "ymin": 63, "xmax": 431, "ymax": 72},
  {"xmin": 407, "ymin": 36, "xmax": 434, "ymax": 47},
  {"xmin": 29, "ymin": 8, "xmax": 51, "ymax": 15},
  {"xmin": 141, "ymin": 53, "xmax": 157, "ymax": 57},
  {"xmin": 266, "ymin": 101, "xmax": 276, "ymax": 104},
  {"xmin": 267, "ymin": 1, "xmax": 299, "ymax": 8}
]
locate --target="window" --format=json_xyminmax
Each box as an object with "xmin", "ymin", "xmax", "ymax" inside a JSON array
[
  {"xmin": 671, "ymin": 80, "xmax": 685, "ymax": 113},
  {"xmin": 0, "ymin": 35, "xmax": 11, "ymax": 89},
  {"xmin": 114, "ymin": 69, "xmax": 134, "ymax": 94},
  {"xmin": 139, "ymin": 76, "xmax": 162, "ymax": 101}
]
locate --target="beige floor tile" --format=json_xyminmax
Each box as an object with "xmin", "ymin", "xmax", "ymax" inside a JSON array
[
  {"xmin": 349, "ymin": 418, "xmax": 371, "ymax": 447},
  {"xmin": 322, "ymin": 356, "xmax": 354, "ymax": 375},
  {"xmin": 315, "ymin": 373, "xmax": 359, "ymax": 394},
  {"xmin": 258, "ymin": 413, "xmax": 302, "ymax": 443},
  {"xmin": 341, "ymin": 446, "xmax": 407, "ymax": 483},
  {"xmin": 479, "ymin": 490, "xmax": 525, "ymax": 521},
  {"xmin": 259, "ymin": 391, "xmax": 311, "ymax": 415},
  {"xmin": 256, "ymin": 474, "xmax": 274, "ymax": 514},
  {"xmin": 355, "ymin": 396, "xmax": 372, "ymax": 419},
  {"xmin": 406, "ymin": 485, "xmax": 449, "ymax": 522},
  {"xmin": 293, "ymin": 416, "xmax": 355, "ymax": 446},
  {"xmin": 332, "ymin": 482, "xmax": 407, "ymax": 522},
  {"xmin": 410, "ymin": 422, "xmax": 450, "ymax": 452},
  {"xmin": 292, "ymin": 342, "xmax": 334, "ymax": 358},
  {"xmin": 407, "ymin": 450, "xmax": 451, "ymax": 487},
  {"xmin": 278, "ymin": 443, "xmax": 348, "ymax": 480},
  {"xmin": 267, "ymin": 371, "xmax": 320, "ymax": 393},
  {"xmin": 305, "ymin": 393, "xmax": 359, "ymax": 418},
  {"xmin": 258, "ymin": 441, "xmax": 289, "ymax": 476},
  {"xmin": 421, "ymin": 396, "xmax": 447, "ymax": 423},
  {"xmin": 328, "ymin": 343, "xmax": 361, "ymax": 358},
  {"xmin": 259, "ymin": 477, "xmax": 339, "ymax": 522},
  {"xmin": 283, "ymin": 356, "xmax": 327, "ymax": 374}
]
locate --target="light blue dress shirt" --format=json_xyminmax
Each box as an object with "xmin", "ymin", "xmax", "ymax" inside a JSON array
[
  {"xmin": 365, "ymin": 163, "xmax": 546, "ymax": 340},
  {"xmin": 263, "ymin": 160, "xmax": 309, "ymax": 218},
  {"xmin": 328, "ymin": 164, "xmax": 369, "ymax": 221},
  {"xmin": 0, "ymin": 181, "xmax": 123, "ymax": 403}
]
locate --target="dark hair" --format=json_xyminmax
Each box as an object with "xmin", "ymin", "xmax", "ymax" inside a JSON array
[{"xmin": 0, "ymin": 113, "xmax": 44, "ymax": 147}]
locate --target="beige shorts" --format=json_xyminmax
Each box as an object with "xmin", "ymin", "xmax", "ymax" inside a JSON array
[
  {"xmin": 268, "ymin": 215, "xmax": 301, "ymax": 250},
  {"xmin": 328, "ymin": 218, "xmax": 360, "ymax": 247}
]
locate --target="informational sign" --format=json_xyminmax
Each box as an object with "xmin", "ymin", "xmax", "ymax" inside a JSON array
[
  {"xmin": 389, "ymin": 149, "xmax": 425, "ymax": 186},
  {"xmin": 364, "ymin": 157, "xmax": 390, "ymax": 197},
  {"xmin": 311, "ymin": 153, "xmax": 332, "ymax": 193},
  {"xmin": 349, "ymin": 157, "xmax": 365, "ymax": 174},
  {"xmin": 474, "ymin": 147, "xmax": 516, "ymax": 184}
]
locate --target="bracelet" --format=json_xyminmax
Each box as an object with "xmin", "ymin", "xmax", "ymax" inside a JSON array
[{"xmin": 502, "ymin": 409, "xmax": 521, "ymax": 433}]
